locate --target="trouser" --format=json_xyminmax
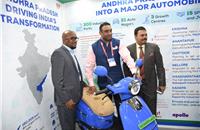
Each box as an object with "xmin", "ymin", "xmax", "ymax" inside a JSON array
[
  {"xmin": 139, "ymin": 83, "xmax": 157, "ymax": 115},
  {"xmin": 57, "ymin": 105, "xmax": 76, "ymax": 130}
]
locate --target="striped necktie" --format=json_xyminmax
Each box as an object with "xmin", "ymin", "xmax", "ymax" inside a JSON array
[{"xmin": 139, "ymin": 46, "xmax": 145, "ymax": 79}]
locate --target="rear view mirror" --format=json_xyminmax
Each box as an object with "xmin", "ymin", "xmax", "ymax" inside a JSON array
[
  {"xmin": 94, "ymin": 66, "xmax": 108, "ymax": 77},
  {"xmin": 135, "ymin": 59, "xmax": 143, "ymax": 68}
]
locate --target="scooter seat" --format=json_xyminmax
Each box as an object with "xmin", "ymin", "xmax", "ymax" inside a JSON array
[{"xmin": 82, "ymin": 87, "xmax": 114, "ymax": 116}]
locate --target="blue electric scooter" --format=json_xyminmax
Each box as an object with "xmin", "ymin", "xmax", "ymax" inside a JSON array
[
  {"xmin": 76, "ymin": 93, "xmax": 114, "ymax": 130},
  {"xmin": 76, "ymin": 59, "xmax": 158, "ymax": 130}
]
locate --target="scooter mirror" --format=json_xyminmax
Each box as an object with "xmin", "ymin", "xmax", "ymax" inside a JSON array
[
  {"xmin": 94, "ymin": 66, "xmax": 108, "ymax": 77},
  {"xmin": 135, "ymin": 58, "xmax": 143, "ymax": 68},
  {"xmin": 130, "ymin": 79, "xmax": 141, "ymax": 95}
]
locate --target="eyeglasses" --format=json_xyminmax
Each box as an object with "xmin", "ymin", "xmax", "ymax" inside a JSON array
[{"xmin": 69, "ymin": 36, "xmax": 79, "ymax": 40}]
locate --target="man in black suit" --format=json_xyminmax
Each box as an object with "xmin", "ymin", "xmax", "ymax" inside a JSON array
[
  {"xmin": 51, "ymin": 30, "xmax": 83, "ymax": 130},
  {"xmin": 123, "ymin": 26, "xmax": 166, "ymax": 115}
]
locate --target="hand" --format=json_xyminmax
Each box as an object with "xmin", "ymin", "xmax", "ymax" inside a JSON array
[
  {"xmin": 158, "ymin": 86, "xmax": 166, "ymax": 93},
  {"xmin": 65, "ymin": 99, "xmax": 76, "ymax": 109},
  {"xmin": 133, "ymin": 73, "xmax": 142, "ymax": 80},
  {"xmin": 88, "ymin": 86, "xmax": 96, "ymax": 94}
]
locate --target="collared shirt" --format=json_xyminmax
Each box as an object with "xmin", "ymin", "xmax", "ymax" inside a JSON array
[
  {"xmin": 136, "ymin": 43, "xmax": 145, "ymax": 59},
  {"xmin": 85, "ymin": 41, "xmax": 136, "ymax": 86}
]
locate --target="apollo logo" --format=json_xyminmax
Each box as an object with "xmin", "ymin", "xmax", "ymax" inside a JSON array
[{"xmin": 172, "ymin": 113, "xmax": 189, "ymax": 118}]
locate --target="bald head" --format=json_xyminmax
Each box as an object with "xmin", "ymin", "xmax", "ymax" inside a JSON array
[
  {"xmin": 62, "ymin": 30, "xmax": 78, "ymax": 49},
  {"xmin": 62, "ymin": 30, "xmax": 74, "ymax": 40}
]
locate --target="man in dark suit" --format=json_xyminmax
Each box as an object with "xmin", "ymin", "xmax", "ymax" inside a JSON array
[
  {"xmin": 51, "ymin": 30, "xmax": 83, "ymax": 130},
  {"xmin": 123, "ymin": 26, "xmax": 166, "ymax": 115}
]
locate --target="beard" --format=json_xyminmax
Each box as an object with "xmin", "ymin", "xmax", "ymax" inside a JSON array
[
  {"xmin": 70, "ymin": 46, "xmax": 76, "ymax": 49},
  {"xmin": 102, "ymin": 37, "xmax": 112, "ymax": 42}
]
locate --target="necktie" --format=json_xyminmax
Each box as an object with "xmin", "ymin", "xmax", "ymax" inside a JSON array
[
  {"xmin": 139, "ymin": 46, "xmax": 145, "ymax": 79},
  {"xmin": 73, "ymin": 54, "xmax": 83, "ymax": 81}
]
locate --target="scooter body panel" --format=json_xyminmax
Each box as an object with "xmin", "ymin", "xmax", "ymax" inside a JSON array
[
  {"xmin": 76, "ymin": 100, "xmax": 113, "ymax": 129},
  {"xmin": 120, "ymin": 96, "xmax": 158, "ymax": 130}
]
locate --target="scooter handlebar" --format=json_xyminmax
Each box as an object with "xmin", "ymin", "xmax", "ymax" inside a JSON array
[{"xmin": 94, "ymin": 88, "xmax": 109, "ymax": 95}]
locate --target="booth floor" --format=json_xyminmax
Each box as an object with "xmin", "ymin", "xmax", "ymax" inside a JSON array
[{"xmin": 76, "ymin": 125, "xmax": 199, "ymax": 130}]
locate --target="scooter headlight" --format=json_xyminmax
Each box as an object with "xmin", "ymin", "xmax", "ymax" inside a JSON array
[{"xmin": 130, "ymin": 79, "xmax": 141, "ymax": 95}]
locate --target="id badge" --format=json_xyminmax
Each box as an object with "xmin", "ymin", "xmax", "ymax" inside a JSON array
[{"xmin": 108, "ymin": 58, "xmax": 117, "ymax": 67}]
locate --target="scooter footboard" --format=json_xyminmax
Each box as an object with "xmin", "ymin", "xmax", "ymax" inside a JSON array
[{"xmin": 119, "ymin": 96, "xmax": 158, "ymax": 130}]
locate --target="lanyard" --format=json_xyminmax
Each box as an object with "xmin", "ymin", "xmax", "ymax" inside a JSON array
[{"xmin": 100, "ymin": 41, "xmax": 114, "ymax": 59}]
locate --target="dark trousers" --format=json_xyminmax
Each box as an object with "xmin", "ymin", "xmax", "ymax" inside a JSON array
[
  {"xmin": 57, "ymin": 105, "xmax": 76, "ymax": 130},
  {"xmin": 111, "ymin": 94, "xmax": 123, "ymax": 130},
  {"xmin": 138, "ymin": 84, "xmax": 157, "ymax": 115}
]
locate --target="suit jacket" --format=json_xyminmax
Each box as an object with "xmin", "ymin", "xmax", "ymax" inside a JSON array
[
  {"xmin": 51, "ymin": 46, "xmax": 82, "ymax": 106},
  {"xmin": 123, "ymin": 43, "xmax": 166, "ymax": 95}
]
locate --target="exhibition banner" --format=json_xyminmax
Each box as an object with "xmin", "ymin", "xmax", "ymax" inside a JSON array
[
  {"xmin": 64, "ymin": 0, "xmax": 200, "ymax": 127},
  {"xmin": 1, "ymin": 0, "xmax": 64, "ymax": 129}
]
